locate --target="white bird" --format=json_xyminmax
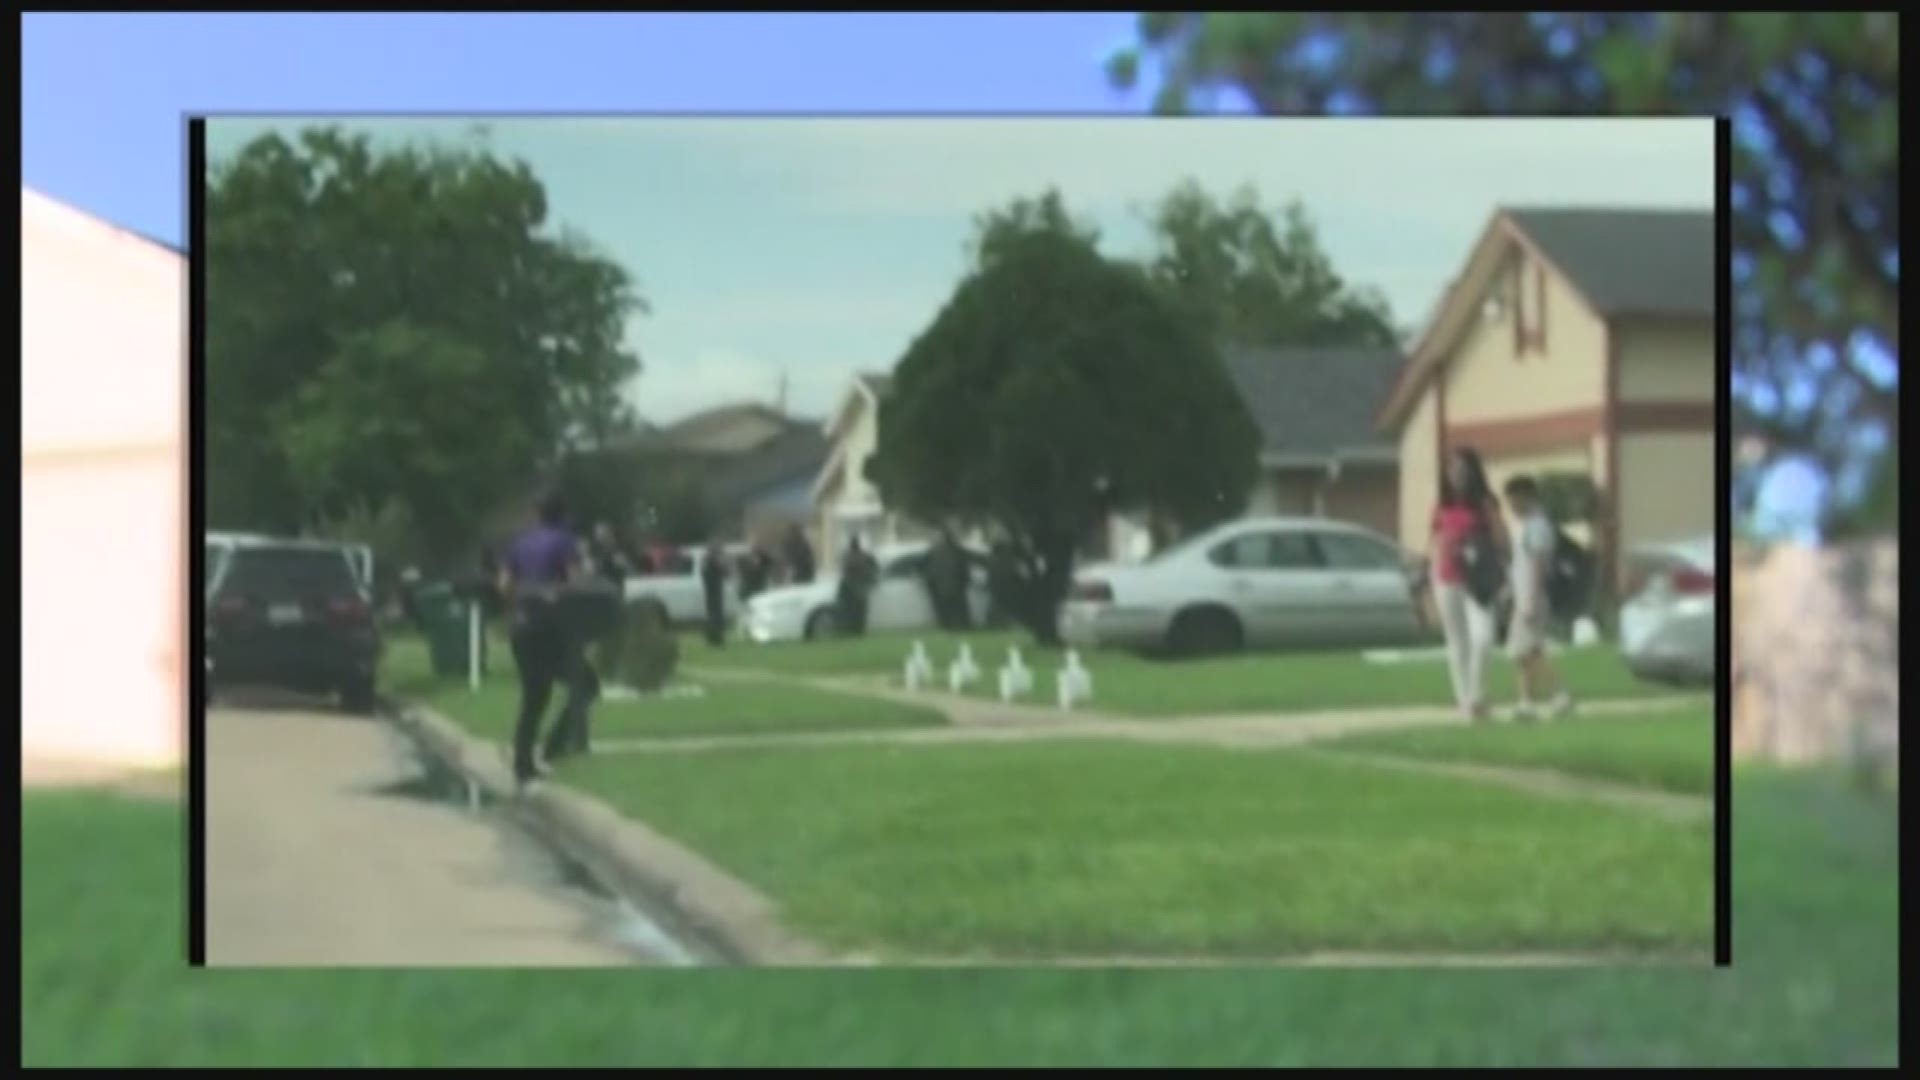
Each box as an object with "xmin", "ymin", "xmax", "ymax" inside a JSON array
[
  {"xmin": 903, "ymin": 640, "xmax": 934, "ymax": 691},
  {"xmin": 1056, "ymin": 650, "xmax": 1094, "ymax": 710},
  {"xmin": 998, "ymin": 646, "xmax": 1034, "ymax": 702},
  {"xmin": 948, "ymin": 643, "xmax": 982, "ymax": 693}
]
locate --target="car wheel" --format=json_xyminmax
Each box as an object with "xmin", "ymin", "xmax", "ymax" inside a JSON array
[
  {"xmin": 804, "ymin": 608, "xmax": 839, "ymax": 641},
  {"xmin": 1168, "ymin": 607, "xmax": 1243, "ymax": 659}
]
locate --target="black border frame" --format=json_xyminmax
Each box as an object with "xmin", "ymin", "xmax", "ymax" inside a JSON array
[
  {"xmin": 1712, "ymin": 115, "xmax": 1733, "ymax": 968},
  {"xmin": 186, "ymin": 116, "xmax": 208, "ymax": 967}
]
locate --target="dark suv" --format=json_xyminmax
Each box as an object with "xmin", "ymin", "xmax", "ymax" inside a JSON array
[{"xmin": 207, "ymin": 540, "xmax": 382, "ymax": 712}]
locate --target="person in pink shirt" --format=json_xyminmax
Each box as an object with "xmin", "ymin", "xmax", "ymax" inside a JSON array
[{"xmin": 1428, "ymin": 447, "xmax": 1511, "ymax": 720}]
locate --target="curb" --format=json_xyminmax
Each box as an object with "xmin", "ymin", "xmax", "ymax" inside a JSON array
[{"xmin": 387, "ymin": 699, "xmax": 832, "ymax": 967}]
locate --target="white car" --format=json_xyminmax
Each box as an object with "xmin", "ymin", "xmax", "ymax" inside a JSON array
[
  {"xmin": 1060, "ymin": 516, "xmax": 1430, "ymax": 657},
  {"xmin": 622, "ymin": 543, "xmax": 749, "ymax": 628},
  {"xmin": 1617, "ymin": 536, "xmax": 1716, "ymax": 686},
  {"xmin": 741, "ymin": 541, "xmax": 989, "ymax": 643}
]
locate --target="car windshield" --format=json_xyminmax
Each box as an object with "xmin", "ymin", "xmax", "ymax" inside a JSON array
[{"xmin": 220, "ymin": 547, "xmax": 361, "ymax": 598}]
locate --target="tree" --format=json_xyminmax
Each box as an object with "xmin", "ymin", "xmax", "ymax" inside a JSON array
[
  {"xmin": 205, "ymin": 126, "xmax": 645, "ymax": 559},
  {"xmin": 874, "ymin": 190, "xmax": 1261, "ymax": 645},
  {"xmin": 1108, "ymin": 12, "xmax": 1898, "ymax": 535},
  {"xmin": 1142, "ymin": 180, "xmax": 1398, "ymax": 348}
]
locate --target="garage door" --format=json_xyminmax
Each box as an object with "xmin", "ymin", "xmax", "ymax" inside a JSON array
[{"xmin": 21, "ymin": 454, "xmax": 183, "ymax": 769}]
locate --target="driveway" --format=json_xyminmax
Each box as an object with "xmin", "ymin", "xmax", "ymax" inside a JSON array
[{"xmin": 204, "ymin": 697, "xmax": 668, "ymax": 967}]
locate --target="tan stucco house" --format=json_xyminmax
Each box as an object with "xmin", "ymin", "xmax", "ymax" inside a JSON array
[
  {"xmin": 22, "ymin": 188, "xmax": 185, "ymax": 776},
  {"xmin": 1377, "ymin": 207, "xmax": 1717, "ymax": 589},
  {"xmin": 811, "ymin": 373, "xmax": 925, "ymax": 565}
]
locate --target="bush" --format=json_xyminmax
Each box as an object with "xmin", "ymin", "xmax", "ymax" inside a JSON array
[{"xmin": 598, "ymin": 599, "xmax": 679, "ymax": 692}]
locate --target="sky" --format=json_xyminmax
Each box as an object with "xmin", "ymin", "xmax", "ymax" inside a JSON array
[
  {"xmin": 29, "ymin": 13, "xmax": 1711, "ymax": 426},
  {"xmin": 201, "ymin": 115, "xmax": 1716, "ymax": 423}
]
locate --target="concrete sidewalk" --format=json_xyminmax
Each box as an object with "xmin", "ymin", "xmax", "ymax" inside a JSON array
[{"xmin": 204, "ymin": 702, "xmax": 651, "ymax": 967}]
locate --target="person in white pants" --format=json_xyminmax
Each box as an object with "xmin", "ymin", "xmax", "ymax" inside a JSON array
[{"xmin": 1427, "ymin": 448, "xmax": 1509, "ymax": 720}]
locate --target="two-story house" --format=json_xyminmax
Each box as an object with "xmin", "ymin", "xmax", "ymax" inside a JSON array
[{"xmin": 1376, "ymin": 207, "xmax": 1717, "ymax": 589}]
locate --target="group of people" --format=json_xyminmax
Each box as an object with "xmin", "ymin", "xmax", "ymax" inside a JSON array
[
  {"xmin": 1427, "ymin": 446, "xmax": 1578, "ymax": 724},
  {"xmin": 697, "ymin": 525, "xmax": 819, "ymax": 646}
]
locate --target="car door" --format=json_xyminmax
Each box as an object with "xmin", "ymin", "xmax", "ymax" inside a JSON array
[
  {"xmin": 869, "ymin": 551, "xmax": 936, "ymax": 633},
  {"xmin": 1310, "ymin": 529, "xmax": 1425, "ymax": 644},
  {"xmin": 1205, "ymin": 529, "xmax": 1330, "ymax": 647}
]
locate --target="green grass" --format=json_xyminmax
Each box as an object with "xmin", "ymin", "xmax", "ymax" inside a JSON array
[
  {"xmin": 687, "ymin": 630, "xmax": 1688, "ymax": 718},
  {"xmin": 564, "ymin": 740, "xmax": 1711, "ymax": 958},
  {"xmin": 385, "ymin": 632, "xmax": 944, "ymax": 742},
  {"xmin": 1331, "ymin": 703, "xmax": 1715, "ymax": 796},
  {"xmin": 22, "ymin": 771, "xmax": 1895, "ymax": 1066}
]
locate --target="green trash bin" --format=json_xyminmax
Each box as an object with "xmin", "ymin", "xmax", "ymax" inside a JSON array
[{"xmin": 416, "ymin": 581, "xmax": 483, "ymax": 680}]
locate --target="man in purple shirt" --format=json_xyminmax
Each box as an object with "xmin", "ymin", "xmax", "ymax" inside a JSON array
[{"xmin": 497, "ymin": 492, "xmax": 597, "ymax": 784}]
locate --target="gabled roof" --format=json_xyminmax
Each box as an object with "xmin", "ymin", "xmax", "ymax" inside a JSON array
[
  {"xmin": 1378, "ymin": 206, "xmax": 1715, "ymax": 431},
  {"xmin": 1503, "ymin": 208, "xmax": 1715, "ymax": 319},
  {"xmin": 704, "ymin": 424, "xmax": 831, "ymax": 511},
  {"xmin": 1221, "ymin": 346, "xmax": 1409, "ymax": 463}
]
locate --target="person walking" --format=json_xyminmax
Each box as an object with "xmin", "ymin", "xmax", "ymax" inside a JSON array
[
  {"xmin": 700, "ymin": 538, "xmax": 732, "ymax": 647},
  {"xmin": 1501, "ymin": 475, "xmax": 1576, "ymax": 721},
  {"xmin": 498, "ymin": 493, "xmax": 600, "ymax": 785},
  {"xmin": 836, "ymin": 536, "xmax": 879, "ymax": 637},
  {"xmin": 1428, "ymin": 447, "xmax": 1510, "ymax": 722},
  {"xmin": 738, "ymin": 541, "xmax": 772, "ymax": 604},
  {"xmin": 782, "ymin": 523, "xmax": 816, "ymax": 585}
]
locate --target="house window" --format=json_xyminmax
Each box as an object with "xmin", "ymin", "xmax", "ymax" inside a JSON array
[{"xmin": 1515, "ymin": 258, "xmax": 1547, "ymax": 356}]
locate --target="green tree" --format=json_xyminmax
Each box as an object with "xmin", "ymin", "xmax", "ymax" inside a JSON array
[
  {"xmin": 875, "ymin": 190, "xmax": 1261, "ymax": 645},
  {"xmin": 1142, "ymin": 180, "xmax": 1398, "ymax": 349},
  {"xmin": 205, "ymin": 126, "xmax": 645, "ymax": 557},
  {"xmin": 1109, "ymin": 12, "xmax": 1899, "ymax": 534}
]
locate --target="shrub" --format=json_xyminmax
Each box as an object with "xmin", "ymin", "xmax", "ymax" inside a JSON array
[{"xmin": 598, "ymin": 599, "xmax": 679, "ymax": 692}]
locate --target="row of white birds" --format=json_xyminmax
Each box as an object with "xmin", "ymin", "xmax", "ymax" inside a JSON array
[{"xmin": 902, "ymin": 641, "xmax": 1093, "ymax": 709}]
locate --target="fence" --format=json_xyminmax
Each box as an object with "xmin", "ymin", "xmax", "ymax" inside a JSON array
[{"xmin": 1730, "ymin": 539, "xmax": 1899, "ymax": 778}]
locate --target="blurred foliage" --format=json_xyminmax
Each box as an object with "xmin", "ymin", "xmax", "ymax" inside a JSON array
[
  {"xmin": 1142, "ymin": 180, "xmax": 1400, "ymax": 348},
  {"xmin": 311, "ymin": 496, "xmax": 420, "ymax": 593},
  {"xmin": 876, "ymin": 189, "xmax": 1261, "ymax": 644},
  {"xmin": 207, "ymin": 127, "xmax": 646, "ymax": 559},
  {"xmin": 1111, "ymin": 12, "xmax": 1900, "ymax": 535}
]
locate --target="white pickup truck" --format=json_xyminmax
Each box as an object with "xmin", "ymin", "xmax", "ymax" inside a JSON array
[{"xmin": 620, "ymin": 543, "xmax": 750, "ymax": 629}]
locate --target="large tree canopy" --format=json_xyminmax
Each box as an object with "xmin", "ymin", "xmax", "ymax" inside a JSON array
[
  {"xmin": 1142, "ymin": 179, "xmax": 1399, "ymax": 349},
  {"xmin": 1109, "ymin": 12, "xmax": 1898, "ymax": 536},
  {"xmin": 206, "ymin": 126, "xmax": 645, "ymax": 560},
  {"xmin": 875, "ymin": 190, "xmax": 1261, "ymax": 644}
]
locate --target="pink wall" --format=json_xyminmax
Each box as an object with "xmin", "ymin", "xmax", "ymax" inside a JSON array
[{"xmin": 20, "ymin": 188, "xmax": 185, "ymax": 772}]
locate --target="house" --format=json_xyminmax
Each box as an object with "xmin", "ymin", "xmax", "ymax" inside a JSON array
[
  {"xmin": 1375, "ymin": 207, "xmax": 1717, "ymax": 588},
  {"xmin": 812, "ymin": 372, "xmax": 927, "ymax": 564},
  {"xmin": 1105, "ymin": 345, "xmax": 1409, "ymax": 559},
  {"xmin": 21, "ymin": 188, "xmax": 185, "ymax": 776}
]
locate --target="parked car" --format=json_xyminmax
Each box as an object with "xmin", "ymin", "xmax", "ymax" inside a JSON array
[
  {"xmin": 1060, "ymin": 516, "xmax": 1431, "ymax": 657},
  {"xmin": 1617, "ymin": 536, "xmax": 1716, "ymax": 686},
  {"xmin": 622, "ymin": 543, "xmax": 750, "ymax": 629},
  {"xmin": 205, "ymin": 531, "xmax": 269, "ymax": 596},
  {"xmin": 741, "ymin": 540, "xmax": 989, "ymax": 643},
  {"xmin": 206, "ymin": 539, "xmax": 382, "ymax": 712}
]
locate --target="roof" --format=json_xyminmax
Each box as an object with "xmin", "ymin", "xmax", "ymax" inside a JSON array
[
  {"xmin": 1377, "ymin": 206, "xmax": 1716, "ymax": 431},
  {"xmin": 1503, "ymin": 208, "xmax": 1715, "ymax": 318},
  {"xmin": 703, "ymin": 424, "xmax": 831, "ymax": 511},
  {"xmin": 858, "ymin": 372, "xmax": 892, "ymax": 398},
  {"xmin": 1219, "ymin": 345, "xmax": 1409, "ymax": 461}
]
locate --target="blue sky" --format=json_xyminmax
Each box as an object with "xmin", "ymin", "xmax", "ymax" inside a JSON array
[{"xmin": 27, "ymin": 13, "xmax": 1713, "ymax": 426}]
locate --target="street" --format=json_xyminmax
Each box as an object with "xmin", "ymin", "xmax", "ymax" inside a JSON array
[{"xmin": 204, "ymin": 698, "xmax": 668, "ymax": 967}]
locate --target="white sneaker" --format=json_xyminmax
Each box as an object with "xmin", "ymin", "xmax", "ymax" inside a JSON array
[
  {"xmin": 1509, "ymin": 701, "xmax": 1541, "ymax": 724},
  {"xmin": 1546, "ymin": 693, "xmax": 1575, "ymax": 719}
]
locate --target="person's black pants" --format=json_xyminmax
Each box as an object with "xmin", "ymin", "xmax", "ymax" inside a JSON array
[
  {"xmin": 838, "ymin": 593, "xmax": 870, "ymax": 636},
  {"xmin": 509, "ymin": 604, "xmax": 599, "ymax": 779},
  {"xmin": 704, "ymin": 586, "xmax": 727, "ymax": 647}
]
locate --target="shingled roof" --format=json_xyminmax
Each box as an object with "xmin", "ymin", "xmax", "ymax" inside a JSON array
[
  {"xmin": 1220, "ymin": 346, "xmax": 1409, "ymax": 462},
  {"xmin": 1504, "ymin": 208, "xmax": 1716, "ymax": 318}
]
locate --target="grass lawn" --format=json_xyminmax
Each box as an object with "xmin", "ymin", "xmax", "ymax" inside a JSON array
[
  {"xmin": 687, "ymin": 630, "xmax": 1689, "ymax": 718},
  {"xmin": 1329, "ymin": 703, "xmax": 1714, "ymax": 796},
  {"xmin": 562, "ymin": 740, "xmax": 1712, "ymax": 958},
  {"xmin": 385, "ymin": 633, "xmax": 944, "ymax": 743},
  {"xmin": 23, "ymin": 771, "xmax": 1894, "ymax": 1066}
]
